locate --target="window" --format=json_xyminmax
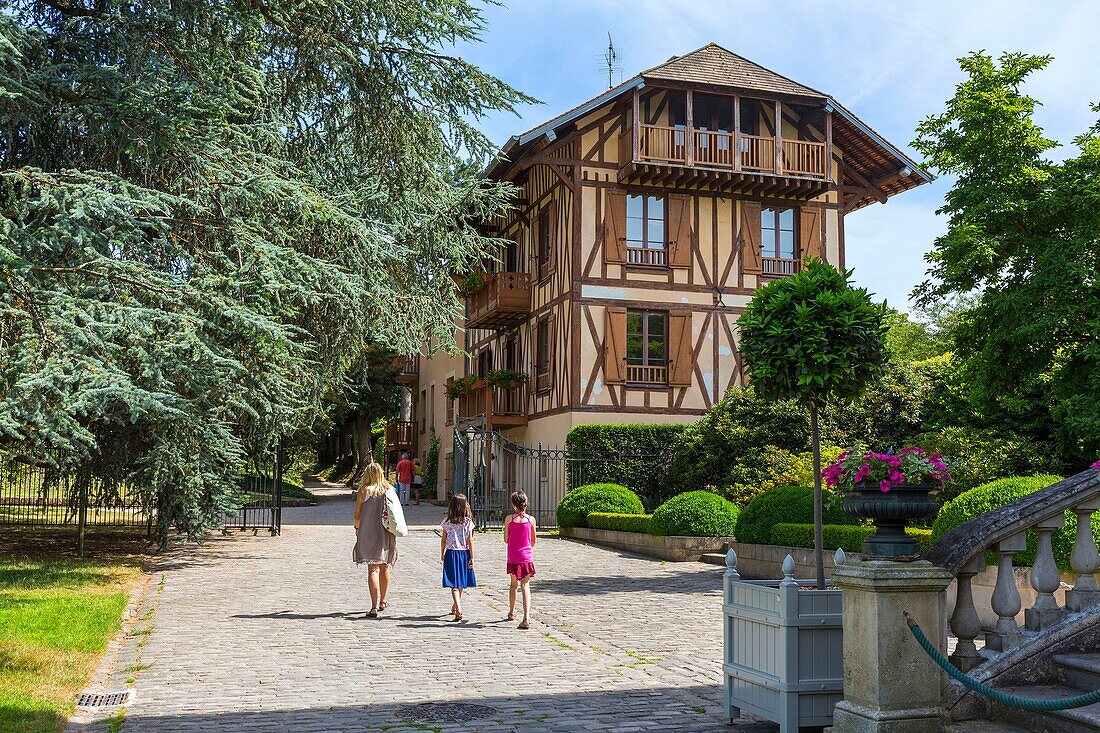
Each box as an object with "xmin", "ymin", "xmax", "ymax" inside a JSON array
[
  {"xmin": 504, "ymin": 235, "xmax": 521, "ymax": 273},
  {"xmin": 419, "ymin": 388, "xmax": 426, "ymax": 433},
  {"xmin": 626, "ymin": 309, "xmax": 668, "ymax": 385},
  {"xmin": 476, "ymin": 348, "xmax": 492, "ymax": 378},
  {"xmin": 760, "ymin": 207, "xmax": 798, "ymax": 275},
  {"xmin": 445, "ymin": 377, "xmax": 454, "ymax": 425},
  {"xmin": 429, "ymin": 385, "xmax": 435, "ymax": 435},
  {"xmin": 538, "ymin": 207, "xmax": 552, "ymax": 278},
  {"xmin": 625, "ymin": 195, "xmax": 666, "ymax": 266},
  {"xmin": 536, "ymin": 318, "xmax": 551, "ymax": 392}
]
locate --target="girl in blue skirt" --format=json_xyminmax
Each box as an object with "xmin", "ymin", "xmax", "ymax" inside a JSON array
[{"xmin": 440, "ymin": 493, "xmax": 476, "ymax": 620}]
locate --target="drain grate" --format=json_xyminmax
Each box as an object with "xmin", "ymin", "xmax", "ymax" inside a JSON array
[
  {"xmin": 396, "ymin": 702, "xmax": 497, "ymax": 724},
  {"xmin": 76, "ymin": 691, "xmax": 133, "ymax": 708}
]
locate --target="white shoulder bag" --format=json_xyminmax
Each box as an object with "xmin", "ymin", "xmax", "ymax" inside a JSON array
[{"xmin": 382, "ymin": 486, "xmax": 408, "ymax": 537}]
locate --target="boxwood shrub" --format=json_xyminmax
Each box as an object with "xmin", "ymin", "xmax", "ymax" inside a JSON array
[
  {"xmin": 649, "ymin": 490, "xmax": 740, "ymax": 537},
  {"xmin": 930, "ymin": 474, "xmax": 1100, "ymax": 571},
  {"xmin": 565, "ymin": 424, "xmax": 684, "ymax": 507},
  {"xmin": 771, "ymin": 523, "xmax": 933, "ymax": 554},
  {"xmin": 734, "ymin": 485, "xmax": 856, "ymax": 545},
  {"xmin": 586, "ymin": 512, "xmax": 653, "ymax": 534},
  {"xmin": 556, "ymin": 483, "xmax": 645, "ymax": 528}
]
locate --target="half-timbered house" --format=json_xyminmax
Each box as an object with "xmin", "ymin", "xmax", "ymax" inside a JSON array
[{"xmin": 393, "ymin": 43, "xmax": 930, "ymax": 499}]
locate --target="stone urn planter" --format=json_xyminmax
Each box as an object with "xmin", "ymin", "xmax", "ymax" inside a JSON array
[
  {"xmin": 724, "ymin": 549, "xmax": 845, "ymax": 732},
  {"xmin": 841, "ymin": 483, "xmax": 939, "ymax": 560}
]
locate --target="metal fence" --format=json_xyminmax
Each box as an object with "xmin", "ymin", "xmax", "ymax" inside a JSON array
[
  {"xmin": 451, "ymin": 423, "xmax": 670, "ymax": 529},
  {"xmin": 225, "ymin": 448, "xmax": 284, "ymax": 535}
]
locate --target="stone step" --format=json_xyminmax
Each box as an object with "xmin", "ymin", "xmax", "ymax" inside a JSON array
[
  {"xmin": 699, "ymin": 552, "xmax": 727, "ymax": 566},
  {"xmin": 947, "ymin": 721, "xmax": 1030, "ymax": 733},
  {"xmin": 1053, "ymin": 653, "xmax": 1100, "ymax": 692},
  {"xmin": 993, "ymin": 683, "xmax": 1100, "ymax": 733}
]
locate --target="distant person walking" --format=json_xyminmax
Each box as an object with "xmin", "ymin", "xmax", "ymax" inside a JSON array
[
  {"xmin": 504, "ymin": 490, "xmax": 536, "ymax": 630},
  {"xmin": 439, "ymin": 493, "xmax": 476, "ymax": 621},
  {"xmin": 411, "ymin": 457, "xmax": 423, "ymax": 506},
  {"xmin": 353, "ymin": 463, "xmax": 405, "ymax": 618},
  {"xmin": 395, "ymin": 451, "xmax": 414, "ymax": 506}
]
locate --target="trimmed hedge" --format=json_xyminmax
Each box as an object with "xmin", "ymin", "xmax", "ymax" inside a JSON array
[
  {"xmin": 565, "ymin": 424, "xmax": 684, "ymax": 507},
  {"xmin": 931, "ymin": 474, "xmax": 1100, "ymax": 572},
  {"xmin": 586, "ymin": 512, "xmax": 653, "ymax": 534},
  {"xmin": 771, "ymin": 523, "xmax": 933, "ymax": 555},
  {"xmin": 556, "ymin": 483, "xmax": 645, "ymax": 529},
  {"xmin": 734, "ymin": 485, "xmax": 857, "ymax": 545},
  {"xmin": 649, "ymin": 490, "xmax": 740, "ymax": 537}
]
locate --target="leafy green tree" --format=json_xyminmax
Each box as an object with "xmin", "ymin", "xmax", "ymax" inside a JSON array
[
  {"xmin": 913, "ymin": 51, "xmax": 1100, "ymax": 459},
  {"xmin": 739, "ymin": 259, "xmax": 887, "ymax": 587},
  {"xmin": 881, "ymin": 309, "xmax": 948, "ymax": 363},
  {"xmin": 0, "ymin": 1, "xmax": 532, "ymax": 544}
]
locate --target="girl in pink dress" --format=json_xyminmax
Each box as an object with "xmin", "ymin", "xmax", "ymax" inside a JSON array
[{"xmin": 503, "ymin": 490, "xmax": 536, "ymax": 629}]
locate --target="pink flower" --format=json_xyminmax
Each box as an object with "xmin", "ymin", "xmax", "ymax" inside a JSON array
[
  {"xmin": 879, "ymin": 479, "xmax": 892, "ymax": 493},
  {"xmin": 888, "ymin": 470, "xmax": 905, "ymax": 484},
  {"xmin": 853, "ymin": 463, "xmax": 871, "ymax": 483},
  {"xmin": 1092, "ymin": 459, "xmax": 1100, "ymax": 469}
]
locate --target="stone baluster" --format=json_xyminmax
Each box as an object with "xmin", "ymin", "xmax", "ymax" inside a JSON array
[
  {"xmin": 1025, "ymin": 515, "xmax": 1067, "ymax": 630},
  {"xmin": 1065, "ymin": 499, "xmax": 1100, "ymax": 612},
  {"xmin": 949, "ymin": 555, "xmax": 986, "ymax": 671},
  {"xmin": 985, "ymin": 532, "xmax": 1026, "ymax": 651}
]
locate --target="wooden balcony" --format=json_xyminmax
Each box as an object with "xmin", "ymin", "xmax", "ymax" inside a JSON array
[
  {"xmin": 465, "ymin": 272, "xmax": 531, "ymax": 330},
  {"xmin": 618, "ymin": 123, "xmax": 830, "ymax": 199},
  {"xmin": 393, "ymin": 355, "xmax": 419, "ymax": 385},
  {"xmin": 626, "ymin": 363, "xmax": 668, "ymax": 386},
  {"xmin": 458, "ymin": 380, "xmax": 528, "ymax": 428},
  {"xmin": 762, "ymin": 257, "xmax": 800, "ymax": 277},
  {"xmin": 384, "ymin": 421, "xmax": 416, "ymax": 452}
]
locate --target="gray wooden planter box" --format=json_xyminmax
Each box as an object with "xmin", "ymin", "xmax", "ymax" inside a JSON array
[{"xmin": 723, "ymin": 550, "xmax": 844, "ymax": 732}]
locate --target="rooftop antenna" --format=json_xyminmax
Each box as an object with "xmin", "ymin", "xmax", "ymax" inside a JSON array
[{"xmin": 602, "ymin": 33, "xmax": 622, "ymax": 89}]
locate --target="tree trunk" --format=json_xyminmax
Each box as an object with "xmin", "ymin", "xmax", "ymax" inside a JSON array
[
  {"xmin": 811, "ymin": 403, "xmax": 825, "ymax": 589},
  {"xmin": 350, "ymin": 412, "xmax": 371, "ymax": 486}
]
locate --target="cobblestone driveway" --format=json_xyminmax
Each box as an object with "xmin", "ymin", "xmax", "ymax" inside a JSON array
[{"xmin": 114, "ymin": 480, "xmax": 774, "ymax": 732}]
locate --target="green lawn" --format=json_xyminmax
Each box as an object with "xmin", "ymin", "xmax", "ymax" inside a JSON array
[{"xmin": 0, "ymin": 555, "xmax": 144, "ymax": 733}]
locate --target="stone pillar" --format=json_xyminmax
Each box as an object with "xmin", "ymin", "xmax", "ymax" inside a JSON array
[{"xmin": 830, "ymin": 559, "xmax": 954, "ymax": 733}]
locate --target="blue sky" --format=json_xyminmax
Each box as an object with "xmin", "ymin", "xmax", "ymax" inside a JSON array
[{"xmin": 454, "ymin": 0, "xmax": 1100, "ymax": 311}]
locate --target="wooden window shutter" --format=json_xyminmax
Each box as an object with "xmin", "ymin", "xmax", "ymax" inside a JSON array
[
  {"xmin": 799, "ymin": 207, "xmax": 823, "ymax": 263},
  {"xmin": 668, "ymin": 194, "xmax": 693, "ymax": 268},
  {"xmin": 604, "ymin": 191, "xmax": 627, "ymax": 264},
  {"xmin": 739, "ymin": 201, "xmax": 762, "ymax": 274},
  {"xmin": 546, "ymin": 202, "xmax": 558, "ymax": 275},
  {"xmin": 604, "ymin": 307, "xmax": 627, "ymax": 384},
  {"xmin": 668, "ymin": 312, "xmax": 693, "ymax": 386}
]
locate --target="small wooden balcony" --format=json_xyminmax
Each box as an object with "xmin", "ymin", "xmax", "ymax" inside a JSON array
[
  {"xmin": 384, "ymin": 421, "xmax": 416, "ymax": 452},
  {"xmin": 762, "ymin": 257, "xmax": 801, "ymax": 277},
  {"xmin": 466, "ymin": 272, "xmax": 531, "ymax": 330},
  {"xmin": 393, "ymin": 355, "xmax": 419, "ymax": 385},
  {"xmin": 458, "ymin": 380, "xmax": 528, "ymax": 428},
  {"xmin": 626, "ymin": 362, "xmax": 668, "ymax": 386}
]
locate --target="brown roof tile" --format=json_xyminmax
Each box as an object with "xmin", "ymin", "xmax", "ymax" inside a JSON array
[{"xmin": 642, "ymin": 43, "xmax": 825, "ymax": 99}]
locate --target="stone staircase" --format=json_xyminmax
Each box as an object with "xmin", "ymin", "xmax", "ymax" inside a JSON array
[{"xmin": 988, "ymin": 654, "xmax": 1100, "ymax": 733}]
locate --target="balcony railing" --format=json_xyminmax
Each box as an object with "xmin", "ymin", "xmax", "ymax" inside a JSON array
[
  {"xmin": 384, "ymin": 421, "xmax": 416, "ymax": 451},
  {"xmin": 458, "ymin": 380, "xmax": 528, "ymax": 428},
  {"xmin": 624, "ymin": 124, "xmax": 827, "ymax": 179},
  {"xmin": 393, "ymin": 355, "xmax": 419, "ymax": 384},
  {"xmin": 762, "ymin": 257, "xmax": 800, "ymax": 277},
  {"xmin": 466, "ymin": 271, "xmax": 531, "ymax": 330},
  {"xmin": 626, "ymin": 363, "xmax": 668, "ymax": 385},
  {"xmin": 626, "ymin": 247, "xmax": 667, "ymax": 267}
]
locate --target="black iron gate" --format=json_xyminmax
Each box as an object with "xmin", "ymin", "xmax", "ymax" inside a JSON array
[
  {"xmin": 451, "ymin": 422, "xmax": 665, "ymax": 529},
  {"xmin": 224, "ymin": 442, "xmax": 284, "ymax": 535}
]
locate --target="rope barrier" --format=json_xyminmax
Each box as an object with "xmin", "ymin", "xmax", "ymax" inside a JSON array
[{"xmin": 903, "ymin": 612, "xmax": 1100, "ymax": 712}]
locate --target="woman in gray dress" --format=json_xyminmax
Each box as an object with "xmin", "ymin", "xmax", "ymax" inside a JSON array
[{"xmin": 353, "ymin": 463, "xmax": 399, "ymax": 617}]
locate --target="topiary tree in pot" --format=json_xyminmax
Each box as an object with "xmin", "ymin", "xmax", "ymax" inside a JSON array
[{"xmin": 738, "ymin": 259, "xmax": 887, "ymax": 588}]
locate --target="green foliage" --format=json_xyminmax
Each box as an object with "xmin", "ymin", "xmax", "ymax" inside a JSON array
[
  {"xmin": 0, "ymin": 2, "xmax": 533, "ymax": 544},
  {"xmin": 882, "ymin": 309, "xmax": 949, "ymax": 363},
  {"xmin": 446, "ymin": 375, "xmax": 479, "ymax": 399},
  {"xmin": 821, "ymin": 359, "xmax": 938, "ymax": 450},
  {"xmin": 667, "ymin": 387, "xmax": 809, "ymax": 499},
  {"xmin": 930, "ymin": 475, "xmax": 1100, "ymax": 571},
  {"xmin": 739, "ymin": 259, "xmax": 888, "ymax": 411},
  {"xmin": 485, "ymin": 369, "xmax": 529, "ymax": 389},
  {"xmin": 735, "ymin": 485, "xmax": 857, "ymax": 545},
  {"xmin": 913, "ymin": 51, "xmax": 1100, "ymax": 457},
  {"xmin": 565, "ymin": 424, "xmax": 684, "ymax": 506},
  {"xmin": 770, "ymin": 523, "xmax": 933, "ymax": 554},
  {"xmin": 556, "ymin": 483, "xmax": 645, "ymax": 529},
  {"xmin": 649, "ymin": 491, "xmax": 740, "ymax": 537},
  {"xmin": 423, "ymin": 431, "xmax": 440, "ymax": 497},
  {"xmin": 586, "ymin": 512, "xmax": 653, "ymax": 534},
  {"xmin": 915, "ymin": 427, "xmax": 1061, "ymax": 501},
  {"xmin": 371, "ymin": 424, "xmax": 386, "ymax": 466}
]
